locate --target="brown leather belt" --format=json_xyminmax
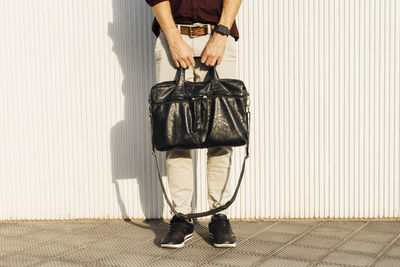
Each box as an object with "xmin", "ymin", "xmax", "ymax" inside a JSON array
[{"xmin": 178, "ymin": 24, "xmax": 215, "ymax": 38}]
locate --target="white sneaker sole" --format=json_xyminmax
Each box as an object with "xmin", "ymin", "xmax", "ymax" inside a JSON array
[
  {"xmin": 210, "ymin": 233, "xmax": 236, "ymax": 248},
  {"xmin": 213, "ymin": 242, "xmax": 236, "ymax": 248},
  {"xmin": 161, "ymin": 233, "xmax": 194, "ymax": 249}
]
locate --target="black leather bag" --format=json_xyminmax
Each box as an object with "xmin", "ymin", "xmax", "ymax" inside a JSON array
[{"xmin": 148, "ymin": 64, "xmax": 250, "ymax": 219}]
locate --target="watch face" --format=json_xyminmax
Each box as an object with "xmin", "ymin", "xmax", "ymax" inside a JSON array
[{"xmin": 216, "ymin": 25, "xmax": 230, "ymax": 36}]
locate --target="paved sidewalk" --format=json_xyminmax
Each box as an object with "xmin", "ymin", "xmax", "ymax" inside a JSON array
[{"xmin": 1, "ymin": 219, "xmax": 400, "ymax": 266}]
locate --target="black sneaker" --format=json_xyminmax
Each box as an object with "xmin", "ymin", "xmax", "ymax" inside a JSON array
[
  {"xmin": 208, "ymin": 214, "xmax": 236, "ymax": 248},
  {"xmin": 161, "ymin": 213, "xmax": 194, "ymax": 248}
]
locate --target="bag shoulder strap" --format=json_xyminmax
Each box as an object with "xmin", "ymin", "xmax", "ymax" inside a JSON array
[{"xmin": 150, "ymin": 111, "xmax": 251, "ymax": 220}]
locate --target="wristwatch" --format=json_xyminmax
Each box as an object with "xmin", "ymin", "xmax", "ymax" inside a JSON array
[{"xmin": 214, "ymin": 24, "xmax": 230, "ymax": 36}]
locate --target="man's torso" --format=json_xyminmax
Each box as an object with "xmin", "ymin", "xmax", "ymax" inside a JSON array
[{"xmin": 147, "ymin": 0, "xmax": 239, "ymax": 41}]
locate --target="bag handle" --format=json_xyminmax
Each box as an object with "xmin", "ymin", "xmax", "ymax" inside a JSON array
[
  {"xmin": 175, "ymin": 58, "xmax": 220, "ymax": 87},
  {"xmin": 175, "ymin": 67, "xmax": 186, "ymax": 87},
  {"xmin": 149, "ymin": 110, "xmax": 251, "ymax": 220}
]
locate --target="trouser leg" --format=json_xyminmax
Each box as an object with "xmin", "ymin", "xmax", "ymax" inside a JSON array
[
  {"xmin": 192, "ymin": 31, "xmax": 238, "ymax": 215},
  {"xmin": 206, "ymin": 146, "xmax": 233, "ymax": 215},
  {"xmin": 155, "ymin": 31, "xmax": 195, "ymax": 215},
  {"xmin": 165, "ymin": 149, "xmax": 194, "ymax": 214}
]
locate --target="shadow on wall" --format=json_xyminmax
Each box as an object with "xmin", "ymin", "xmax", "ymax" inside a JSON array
[{"xmin": 108, "ymin": 0, "xmax": 164, "ymax": 219}]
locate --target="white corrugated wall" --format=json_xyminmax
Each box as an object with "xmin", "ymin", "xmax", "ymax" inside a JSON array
[{"xmin": 0, "ymin": 0, "xmax": 399, "ymax": 220}]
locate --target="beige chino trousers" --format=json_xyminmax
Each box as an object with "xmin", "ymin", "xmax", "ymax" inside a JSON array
[{"xmin": 154, "ymin": 23, "xmax": 238, "ymax": 215}]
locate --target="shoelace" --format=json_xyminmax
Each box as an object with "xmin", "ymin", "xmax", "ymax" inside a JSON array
[
  {"xmin": 167, "ymin": 221, "xmax": 180, "ymax": 233},
  {"xmin": 167, "ymin": 217, "xmax": 191, "ymax": 233},
  {"xmin": 213, "ymin": 218, "xmax": 231, "ymax": 234}
]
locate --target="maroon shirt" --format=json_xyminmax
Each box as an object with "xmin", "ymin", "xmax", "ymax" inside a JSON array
[{"xmin": 145, "ymin": 0, "xmax": 239, "ymax": 41}]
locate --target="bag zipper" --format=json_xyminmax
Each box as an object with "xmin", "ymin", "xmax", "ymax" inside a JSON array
[{"xmin": 150, "ymin": 93, "xmax": 248, "ymax": 105}]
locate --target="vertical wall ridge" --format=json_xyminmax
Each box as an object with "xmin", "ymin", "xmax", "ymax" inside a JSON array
[{"xmin": 0, "ymin": 0, "xmax": 399, "ymax": 220}]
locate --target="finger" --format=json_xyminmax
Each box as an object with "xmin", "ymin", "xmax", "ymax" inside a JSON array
[
  {"xmin": 204, "ymin": 54, "xmax": 212, "ymax": 66},
  {"xmin": 216, "ymin": 56, "xmax": 223, "ymax": 65},
  {"xmin": 173, "ymin": 58, "xmax": 180, "ymax": 68},
  {"xmin": 210, "ymin": 57, "xmax": 218, "ymax": 67},
  {"xmin": 207, "ymin": 56, "xmax": 217, "ymax": 67},
  {"xmin": 200, "ymin": 54, "xmax": 207, "ymax": 64},
  {"xmin": 179, "ymin": 59, "xmax": 187, "ymax": 69},
  {"xmin": 205, "ymin": 56, "xmax": 213, "ymax": 66},
  {"xmin": 189, "ymin": 56, "xmax": 195, "ymax": 66},
  {"xmin": 183, "ymin": 58, "xmax": 191, "ymax": 69}
]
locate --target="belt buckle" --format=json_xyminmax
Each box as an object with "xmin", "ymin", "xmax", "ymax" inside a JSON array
[
  {"xmin": 189, "ymin": 26, "xmax": 196, "ymax": 38},
  {"xmin": 189, "ymin": 25, "xmax": 206, "ymax": 38}
]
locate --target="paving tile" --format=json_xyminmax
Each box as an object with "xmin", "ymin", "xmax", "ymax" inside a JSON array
[
  {"xmin": 234, "ymin": 239, "xmax": 282, "ymax": 255},
  {"xmin": 76, "ymin": 223, "xmax": 120, "ymax": 237},
  {"xmin": 309, "ymin": 226, "xmax": 353, "ymax": 239},
  {"xmin": 384, "ymin": 245, "xmax": 400, "ymax": 257},
  {"xmin": 111, "ymin": 220, "xmax": 166, "ymax": 234},
  {"xmin": 146, "ymin": 258, "xmax": 197, "ymax": 267},
  {"xmin": 267, "ymin": 222, "xmax": 312, "ymax": 235},
  {"xmin": 321, "ymin": 251, "xmax": 375, "ymax": 266},
  {"xmin": 0, "ymin": 224, "xmax": 38, "ymax": 238},
  {"xmin": 351, "ymin": 230, "xmax": 398, "ymax": 243},
  {"xmin": 337, "ymin": 240, "xmax": 385, "ymax": 255},
  {"xmin": 0, "ymin": 254, "xmax": 43, "ymax": 267},
  {"xmin": 22, "ymin": 229, "xmax": 69, "ymax": 242},
  {"xmin": 258, "ymin": 257, "xmax": 310, "ymax": 267},
  {"xmin": 314, "ymin": 263, "xmax": 343, "ymax": 267},
  {"xmin": 40, "ymin": 222, "xmax": 95, "ymax": 234},
  {"xmin": 362, "ymin": 222, "xmax": 400, "ymax": 234},
  {"xmin": 322, "ymin": 221, "xmax": 367, "ymax": 231},
  {"xmin": 37, "ymin": 260, "xmax": 86, "ymax": 266},
  {"xmin": 187, "ymin": 237, "xmax": 241, "ymax": 250},
  {"xmin": 57, "ymin": 232, "xmax": 103, "ymax": 247},
  {"xmin": 23, "ymin": 242, "xmax": 79, "ymax": 258},
  {"xmin": 252, "ymin": 231, "xmax": 297, "ymax": 243},
  {"xmin": 275, "ymin": 245, "xmax": 329, "ymax": 261},
  {"xmin": 209, "ymin": 250, "xmax": 263, "ymax": 266},
  {"xmin": 2, "ymin": 220, "xmax": 400, "ymax": 267},
  {"xmin": 230, "ymin": 221, "xmax": 276, "ymax": 238},
  {"xmin": 13, "ymin": 222, "xmax": 58, "ymax": 228},
  {"xmin": 0, "ymin": 250, "xmax": 8, "ymax": 257},
  {"xmin": 374, "ymin": 257, "xmax": 400, "ymax": 267},
  {"xmin": 281, "ymin": 220, "xmax": 321, "ymax": 226},
  {"xmin": 232, "ymin": 221, "xmax": 277, "ymax": 229},
  {"xmin": 105, "ymin": 239, "xmax": 167, "ymax": 257},
  {"xmin": 193, "ymin": 221, "xmax": 213, "ymax": 238},
  {"xmin": 57, "ymin": 247, "xmax": 118, "ymax": 264},
  {"xmin": 163, "ymin": 246, "xmax": 220, "ymax": 263},
  {"xmin": 0, "ymin": 238, "xmax": 41, "ymax": 255},
  {"xmin": 294, "ymin": 234, "xmax": 341, "ymax": 249},
  {"xmin": 94, "ymin": 251, "xmax": 154, "ymax": 266},
  {"xmin": 89, "ymin": 236, "xmax": 145, "ymax": 252},
  {"xmin": 110, "ymin": 225, "xmax": 158, "ymax": 241}
]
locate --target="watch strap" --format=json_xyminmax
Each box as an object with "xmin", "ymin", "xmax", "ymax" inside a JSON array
[{"xmin": 214, "ymin": 24, "xmax": 230, "ymax": 36}]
